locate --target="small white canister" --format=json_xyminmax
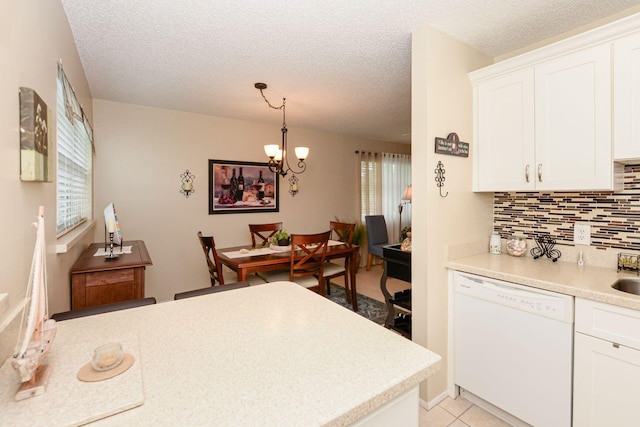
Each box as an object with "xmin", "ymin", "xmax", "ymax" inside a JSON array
[{"xmin": 489, "ymin": 233, "xmax": 501, "ymax": 255}]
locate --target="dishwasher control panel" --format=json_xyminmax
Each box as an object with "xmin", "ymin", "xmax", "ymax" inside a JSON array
[{"xmin": 454, "ymin": 272, "xmax": 574, "ymax": 322}]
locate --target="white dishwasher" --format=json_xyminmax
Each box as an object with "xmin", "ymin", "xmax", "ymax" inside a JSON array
[{"xmin": 453, "ymin": 271, "xmax": 574, "ymax": 427}]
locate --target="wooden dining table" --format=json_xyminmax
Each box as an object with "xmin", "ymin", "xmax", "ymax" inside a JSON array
[{"xmin": 217, "ymin": 241, "xmax": 360, "ymax": 311}]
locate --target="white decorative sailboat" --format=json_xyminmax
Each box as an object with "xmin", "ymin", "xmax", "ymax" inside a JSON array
[{"xmin": 11, "ymin": 206, "xmax": 56, "ymax": 401}]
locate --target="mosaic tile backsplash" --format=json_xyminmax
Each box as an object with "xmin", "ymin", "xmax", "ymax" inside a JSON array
[{"xmin": 494, "ymin": 164, "xmax": 640, "ymax": 251}]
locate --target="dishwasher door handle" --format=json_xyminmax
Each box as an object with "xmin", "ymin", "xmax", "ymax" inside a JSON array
[{"xmin": 458, "ymin": 275, "xmax": 567, "ymax": 302}]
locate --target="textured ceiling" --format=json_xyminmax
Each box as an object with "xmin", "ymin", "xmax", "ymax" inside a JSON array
[{"xmin": 60, "ymin": 0, "xmax": 640, "ymax": 143}]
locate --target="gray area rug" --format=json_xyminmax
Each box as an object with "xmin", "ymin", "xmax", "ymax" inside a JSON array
[{"xmin": 326, "ymin": 283, "xmax": 388, "ymax": 325}]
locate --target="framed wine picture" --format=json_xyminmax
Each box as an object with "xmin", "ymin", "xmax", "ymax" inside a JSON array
[{"xmin": 208, "ymin": 159, "xmax": 279, "ymax": 214}]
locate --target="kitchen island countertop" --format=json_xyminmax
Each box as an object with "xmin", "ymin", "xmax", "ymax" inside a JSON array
[
  {"xmin": 447, "ymin": 253, "xmax": 640, "ymax": 310},
  {"xmin": 1, "ymin": 281, "xmax": 440, "ymax": 426}
]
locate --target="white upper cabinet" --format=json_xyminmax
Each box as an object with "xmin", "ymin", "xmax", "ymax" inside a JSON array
[
  {"xmin": 473, "ymin": 45, "xmax": 613, "ymax": 192},
  {"xmin": 473, "ymin": 70, "xmax": 535, "ymax": 191},
  {"xmin": 614, "ymin": 32, "xmax": 640, "ymax": 162},
  {"xmin": 470, "ymin": 13, "xmax": 640, "ymax": 192},
  {"xmin": 534, "ymin": 44, "xmax": 612, "ymax": 191}
]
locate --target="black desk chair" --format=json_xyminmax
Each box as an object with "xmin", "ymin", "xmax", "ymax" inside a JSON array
[
  {"xmin": 174, "ymin": 281, "xmax": 250, "ymax": 300},
  {"xmin": 365, "ymin": 215, "xmax": 389, "ymax": 271},
  {"xmin": 51, "ymin": 297, "xmax": 157, "ymax": 321}
]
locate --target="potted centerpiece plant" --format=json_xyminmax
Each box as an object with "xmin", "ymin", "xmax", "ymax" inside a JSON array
[{"xmin": 271, "ymin": 230, "xmax": 290, "ymax": 246}]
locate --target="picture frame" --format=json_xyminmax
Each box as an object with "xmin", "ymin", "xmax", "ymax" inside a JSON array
[
  {"xmin": 208, "ymin": 159, "xmax": 279, "ymax": 214},
  {"xmin": 19, "ymin": 87, "xmax": 50, "ymax": 181}
]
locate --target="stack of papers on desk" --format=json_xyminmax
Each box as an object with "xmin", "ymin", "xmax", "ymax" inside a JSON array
[{"xmin": 94, "ymin": 246, "xmax": 133, "ymax": 257}]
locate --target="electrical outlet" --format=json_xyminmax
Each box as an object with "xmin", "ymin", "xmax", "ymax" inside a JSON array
[{"xmin": 574, "ymin": 223, "xmax": 591, "ymax": 245}]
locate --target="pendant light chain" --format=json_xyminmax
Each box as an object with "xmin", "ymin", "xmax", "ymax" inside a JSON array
[{"xmin": 255, "ymin": 83, "xmax": 308, "ymax": 182}]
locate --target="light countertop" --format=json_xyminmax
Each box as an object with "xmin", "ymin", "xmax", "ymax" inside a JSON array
[
  {"xmin": 447, "ymin": 253, "xmax": 640, "ymax": 310},
  {"xmin": 1, "ymin": 282, "xmax": 440, "ymax": 426}
]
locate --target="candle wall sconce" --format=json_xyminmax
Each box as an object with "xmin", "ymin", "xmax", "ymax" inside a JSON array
[
  {"xmin": 180, "ymin": 170, "xmax": 195, "ymax": 198},
  {"xmin": 288, "ymin": 175, "xmax": 299, "ymax": 196},
  {"xmin": 435, "ymin": 161, "xmax": 448, "ymax": 198}
]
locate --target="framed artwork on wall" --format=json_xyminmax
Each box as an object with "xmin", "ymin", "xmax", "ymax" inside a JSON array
[
  {"xmin": 19, "ymin": 87, "xmax": 50, "ymax": 181},
  {"xmin": 208, "ymin": 159, "xmax": 279, "ymax": 214}
]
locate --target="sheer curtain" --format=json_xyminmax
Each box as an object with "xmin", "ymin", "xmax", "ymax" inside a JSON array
[
  {"xmin": 382, "ymin": 153, "xmax": 412, "ymax": 243},
  {"xmin": 357, "ymin": 151, "xmax": 411, "ymax": 244}
]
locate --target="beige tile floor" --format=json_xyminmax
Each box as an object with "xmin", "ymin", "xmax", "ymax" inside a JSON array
[{"xmin": 346, "ymin": 264, "xmax": 512, "ymax": 427}]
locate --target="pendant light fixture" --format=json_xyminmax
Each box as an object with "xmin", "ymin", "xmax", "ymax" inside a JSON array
[{"xmin": 255, "ymin": 83, "xmax": 308, "ymax": 177}]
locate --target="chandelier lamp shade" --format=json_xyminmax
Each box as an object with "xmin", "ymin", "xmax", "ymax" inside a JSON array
[{"xmin": 255, "ymin": 83, "xmax": 308, "ymax": 177}]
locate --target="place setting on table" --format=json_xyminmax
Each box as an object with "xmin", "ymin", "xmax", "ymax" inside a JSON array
[{"xmin": 220, "ymin": 239, "xmax": 347, "ymax": 259}]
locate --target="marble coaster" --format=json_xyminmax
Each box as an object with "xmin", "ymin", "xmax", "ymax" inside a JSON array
[{"xmin": 77, "ymin": 353, "xmax": 135, "ymax": 382}]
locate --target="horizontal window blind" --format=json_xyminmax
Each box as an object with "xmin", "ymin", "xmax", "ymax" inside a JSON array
[{"xmin": 56, "ymin": 63, "xmax": 93, "ymax": 237}]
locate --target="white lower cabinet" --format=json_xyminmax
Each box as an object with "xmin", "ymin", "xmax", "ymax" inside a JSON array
[{"xmin": 573, "ymin": 298, "xmax": 640, "ymax": 426}]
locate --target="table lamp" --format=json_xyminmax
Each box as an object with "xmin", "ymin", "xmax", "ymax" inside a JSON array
[{"xmin": 398, "ymin": 185, "xmax": 412, "ymax": 241}]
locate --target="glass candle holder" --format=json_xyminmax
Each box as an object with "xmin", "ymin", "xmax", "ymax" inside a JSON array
[
  {"xmin": 92, "ymin": 342, "xmax": 124, "ymax": 371},
  {"xmin": 506, "ymin": 237, "xmax": 527, "ymax": 257}
]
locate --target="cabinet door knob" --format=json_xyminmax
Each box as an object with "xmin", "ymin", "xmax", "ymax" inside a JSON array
[
  {"xmin": 538, "ymin": 164, "xmax": 543, "ymax": 182},
  {"xmin": 525, "ymin": 165, "xmax": 530, "ymax": 183}
]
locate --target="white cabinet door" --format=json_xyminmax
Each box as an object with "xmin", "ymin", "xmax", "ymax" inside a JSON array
[
  {"xmin": 614, "ymin": 32, "xmax": 640, "ymax": 162},
  {"xmin": 573, "ymin": 332, "xmax": 640, "ymax": 427},
  {"xmin": 535, "ymin": 44, "xmax": 612, "ymax": 190},
  {"xmin": 473, "ymin": 70, "xmax": 535, "ymax": 191}
]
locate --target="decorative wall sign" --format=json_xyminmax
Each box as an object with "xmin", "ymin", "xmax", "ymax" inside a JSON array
[
  {"xmin": 19, "ymin": 87, "xmax": 49, "ymax": 181},
  {"xmin": 208, "ymin": 160, "xmax": 279, "ymax": 214},
  {"xmin": 435, "ymin": 132, "xmax": 468, "ymax": 157}
]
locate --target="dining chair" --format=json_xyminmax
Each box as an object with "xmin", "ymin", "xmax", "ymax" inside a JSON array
[
  {"xmin": 249, "ymin": 222, "xmax": 283, "ymax": 247},
  {"xmin": 365, "ymin": 215, "xmax": 389, "ymax": 271},
  {"xmin": 198, "ymin": 231, "xmax": 226, "ymax": 286},
  {"xmin": 248, "ymin": 222, "xmax": 288, "ymax": 281},
  {"xmin": 323, "ymin": 221, "xmax": 355, "ymax": 301},
  {"xmin": 198, "ymin": 231, "xmax": 265, "ymax": 286},
  {"xmin": 174, "ymin": 281, "xmax": 250, "ymax": 300},
  {"xmin": 51, "ymin": 297, "xmax": 157, "ymax": 321},
  {"xmin": 263, "ymin": 231, "xmax": 331, "ymax": 295}
]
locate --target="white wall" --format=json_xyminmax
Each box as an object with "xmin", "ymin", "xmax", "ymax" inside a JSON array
[
  {"xmin": 0, "ymin": 0, "xmax": 93, "ymax": 361},
  {"xmin": 92, "ymin": 100, "xmax": 409, "ymax": 302},
  {"xmin": 411, "ymin": 26, "xmax": 493, "ymax": 403}
]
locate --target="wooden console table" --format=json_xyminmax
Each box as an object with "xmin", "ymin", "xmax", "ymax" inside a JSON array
[
  {"xmin": 70, "ymin": 240, "xmax": 153, "ymax": 309},
  {"xmin": 380, "ymin": 244, "xmax": 411, "ymax": 339}
]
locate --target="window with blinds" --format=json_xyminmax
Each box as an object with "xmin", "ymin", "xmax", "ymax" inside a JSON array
[{"xmin": 56, "ymin": 64, "xmax": 93, "ymax": 237}]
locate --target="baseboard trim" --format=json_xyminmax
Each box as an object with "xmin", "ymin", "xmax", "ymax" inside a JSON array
[{"xmin": 419, "ymin": 390, "xmax": 449, "ymax": 411}]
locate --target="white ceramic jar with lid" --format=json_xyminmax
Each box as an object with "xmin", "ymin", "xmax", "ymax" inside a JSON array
[{"xmin": 489, "ymin": 233, "xmax": 501, "ymax": 255}]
